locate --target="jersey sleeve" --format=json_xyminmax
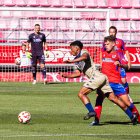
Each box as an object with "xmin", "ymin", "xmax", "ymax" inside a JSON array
[
  {"xmin": 121, "ymin": 39, "xmax": 127, "ymax": 51},
  {"xmin": 118, "ymin": 52, "xmax": 128, "ymax": 65},
  {"xmin": 27, "ymin": 34, "xmax": 32, "ymax": 43},
  {"xmin": 42, "ymin": 34, "xmax": 46, "ymax": 43}
]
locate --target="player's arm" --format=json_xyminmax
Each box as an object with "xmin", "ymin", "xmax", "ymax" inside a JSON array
[
  {"xmin": 60, "ymin": 69, "xmax": 81, "ymax": 78},
  {"xmin": 122, "ymin": 40, "xmax": 131, "ymax": 70},
  {"xmin": 125, "ymin": 50, "xmax": 131, "ymax": 70},
  {"xmin": 114, "ymin": 61, "xmax": 128, "ymax": 69},
  {"xmin": 64, "ymin": 53, "xmax": 88, "ymax": 63}
]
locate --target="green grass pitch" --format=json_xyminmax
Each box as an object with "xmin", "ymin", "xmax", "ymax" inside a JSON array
[{"xmin": 0, "ymin": 82, "xmax": 140, "ymax": 140}]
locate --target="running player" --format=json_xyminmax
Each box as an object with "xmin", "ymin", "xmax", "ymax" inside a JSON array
[
  {"xmin": 60, "ymin": 40, "xmax": 137, "ymax": 125},
  {"xmin": 108, "ymin": 26, "xmax": 131, "ymax": 95},
  {"xmin": 26, "ymin": 24, "xmax": 48, "ymax": 85},
  {"xmin": 92, "ymin": 36, "xmax": 139, "ymax": 125}
]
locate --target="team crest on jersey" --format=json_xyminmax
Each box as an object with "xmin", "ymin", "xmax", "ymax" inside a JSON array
[
  {"xmin": 33, "ymin": 36, "xmax": 36, "ymax": 38},
  {"xmin": 116, "ymin": 41, "xmax": 119, "ymax": 44},
  {"xmin": 112, "ymin": 55, "xmax": 116, "ymax": 58},
  {"xmin": 39, "ymin": 35, "xmax": 42, "ymax": 38}
]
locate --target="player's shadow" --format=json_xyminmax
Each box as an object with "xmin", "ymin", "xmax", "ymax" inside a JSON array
[
  {"xmin": 133, "ymin": 102, "xmax": 140, "ymax": 104},
  {"xmin": 104, "ymin": 121, "xmax": 131, "ymax": 125}
]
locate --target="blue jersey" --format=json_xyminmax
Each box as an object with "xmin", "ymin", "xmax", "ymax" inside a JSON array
[{"xmin": 27, "ymin": 32, "xmax": 46, "ymax": 56}]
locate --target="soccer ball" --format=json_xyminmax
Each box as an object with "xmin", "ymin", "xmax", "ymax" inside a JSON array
[
  {"xmin": 15, "ymin": 57, "xmax": 21, "ymax": 65},
  {"xmin": 18, "ymin": 111, "xmax": 31, "ymax": 124}
]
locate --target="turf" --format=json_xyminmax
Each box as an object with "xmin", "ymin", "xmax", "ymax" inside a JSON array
[{"xmin": 0, "ymin": 82, "xmax": 140, "ymax": 140}]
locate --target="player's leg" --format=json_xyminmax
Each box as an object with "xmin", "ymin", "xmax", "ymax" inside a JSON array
[
  {"xmin": 109, "ymin": 83, "xmax": 138, "ymax": 125},
  {"xmin": 78, "ymin": 87, "xmax": 96, "ymax": 120},
  {"xmin": 82, "ymin": 73, "xmax": 108, "ymax": 121},
  {"xmin": 120, "ymin": 68, "xmax": 132, "ymax": 101},
  {"xmin": 31, "ymin": 55, "xmax": 37, "ymax": 84},
  {"xmin": 94, "ymin": 90, "xmax": 105, "ymax": 125},
  {"xmin": 39, "ymin": 55, "xmax": 47, "ymax": 84}
]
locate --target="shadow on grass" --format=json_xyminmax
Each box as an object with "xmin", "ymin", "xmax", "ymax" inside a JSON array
[
  {"xmin": 104, "ymin": 121, "xmax": 131, "ymax": 125},
  {"xmin": 133, "ymin": 102, "xmax": 140, "ymax": 104}
]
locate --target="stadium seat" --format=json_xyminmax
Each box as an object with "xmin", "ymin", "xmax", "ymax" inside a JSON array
[
  {"xmin": 132, "ymin": 0, "xmax": 140, "ymax": 9},
  {"xmin": 0, "ymin": 11, "xmax": 12, "ymax": 18},
  {"xmin": 8, "ymin": 19, "xmax": 20, "ymax": 31},
  {"xmin": 74, "ymin": 12, "xmax": 83, "ymax": 20},
  {"xmin": 50, "ymin": 0, "xmax": 62, "ymax": 7},
  {"xmin": 39, "ymin": 0, "xmax": 51, "ymax": 7},
  {"xmin": 46, "ymin": 33, "xmax": 55, "ymax": 43},
  {"xmin": 57, "ymin": 21, "xmax": 69, "ymax": 32},
  {"xmin": 97, "ymin": 0, "xmax": 108, "ymax": 8},
  {"xmin": 109, "ymin": 9, "xmax": 118, "ymax": 21},
  {"xmin": 116, "ymin": 9, "xmax": 130, "ymax": 21},
  {"xmin": 15, "ymin": 0, "xmax": 27, "ymax": 6},
  {"xmin": 19, "ymin": 31, "xmax": 28, "ymax": 42},
  {"xmin": 12, "ymin": 11, "xmax": 24, "ymax": 18},
  {"xmin": 62, "ymin": 0, "xmax": 73, "ymax": 8},
  {"xmin": 3, "ymin": 0, "xmax": 16, "ymax": 7},
  {"xmin": 114, "ymin": 21, "xmax": 129, "ymax": 32},
  {"xmin": 68, "ymin": 22, "xmax": 82, "ymax": 31},
  {"xmin": 0, "ymin": 0, "xmax": 3, "ymax": 6},
  {"xmin": 26, "ymin": 0, "xmax": 40, "ymax": 7},
  {"xmin": 135, "ymin": 22, "xmax": 140, "ymax": 32},
  {"xmin": 94, "ymin": 21, "xmax": 106, "ymax": 32},
  {"xmin": 76, "ymin": 32, "xmax": 91, "ymax": 44},
  {"xmin": 45, "ymin": 12, "xmax": 60, "ymax": 20},
  {"xmin": 24, "ymin": 11, "xmax": 38, "ymax": 19},
  {"xmin": 37, "ymin": 11, "xmax": 47, "ymax": 19},
  {"xmin": 60, "ymin": 12, "xmax": 72, "ymax": 20},
  {"xmin": 56, "ymin": 32, "xmax": 65, "ymax": 43},
  {"xmin": 20, "ymin": 20, "xmax": 33, "ymax": 31},
  {"xmin": 85, "ymin": 0, "xmax": 98, "ymax": 8},
  {"xmin": 107, "ymin": 0, "xmax": 121, "ymax": 8},
  {"xmin": 0, "ymin": 20, "xmax": 9, "ymax": 31},
  {"xmin": 43, "ymin": 21, "xmax": 55, "ymax": 31},
  {"xmin": 73, "ymin": 0, "xmax": 85, "ymax": 8},
  {"xmin": 93, "ymin": 12, "xmax": 106, "ymax": 20},
  {"xmin": 81, "ymin": 12, "xmax": 95, "ymax": 20},
  {"xmin": 80, "ymin": 21, "xmax": 93, "ymax": 32},
  {"xmin": 119, "ymin": 0, "xmax": 132, "ymax": 9},
  {"xmin": 128, "ymin": 9, "xmax": 140, "ymax": 21}
]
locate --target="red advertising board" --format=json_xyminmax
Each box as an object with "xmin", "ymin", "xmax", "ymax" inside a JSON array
[{"xmin": 0, "ymin": 45, "xmax": 139, "ymax": 65}]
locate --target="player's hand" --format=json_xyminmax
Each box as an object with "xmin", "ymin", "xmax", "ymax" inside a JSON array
[
  {"xmin": 63, "ymin": 60, "xmax": 73, "ymax": 63},
  {"xmin": 127, "ymin": 62, "xmax": 131, "ymax": 70},
  {"xmin": 26, "ymin": 52, "xmax": 32, "ymax": 59},
  {"xmin": 44, "ymin": 50, "xmax": 49, "ymax": 58},
  {"xmin": 114, "ymin": 61, "xmax": 120, "ymax": 66}
]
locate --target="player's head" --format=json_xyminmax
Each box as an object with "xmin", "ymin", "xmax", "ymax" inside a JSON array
[
  {"xmin": 109, "ymin": 26, "xmax": 117, "ymax": 37},
  {"xmin": 104, "ymin": 35, "xmax": 116, "ymax": 52},
  {"xmin": 34, "ymin": 24, "xmax": 40, "ymax": 34},
  {"xmin": 21, "ymin": 43, "xmax": 26, "ymax": 51},
  {"xmin": 70, "ymin": 40, "xmax": 83, "ymax": 56}
]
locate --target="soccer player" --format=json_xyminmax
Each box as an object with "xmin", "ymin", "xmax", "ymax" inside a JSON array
[
  {"xmin": 60, "ymin": 40, "xmax": 137, "ymax": 125},
  {"xmin": 108, "ymin": 26, "xmax": 131, "ymax": 96},
  {"xmin": 26, "ymin": 24, "xmax": 48, "ymax": 85},
  {"xmin": 92, "ymin": 36, "xmax": 139, "ymax": 125},
  {"xmin": 15, "ymin": 43, "xmax": 31, "ymax": 68}
]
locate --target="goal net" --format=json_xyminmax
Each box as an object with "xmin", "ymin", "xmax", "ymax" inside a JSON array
[{"xmin": 0, "ymin": 8, "xmax": 110, "ymax": 83}]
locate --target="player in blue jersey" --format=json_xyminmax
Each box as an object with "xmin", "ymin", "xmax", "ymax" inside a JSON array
[{"xmin": 26, "ymin": 24, "xmax": 48, "ymax": 84}]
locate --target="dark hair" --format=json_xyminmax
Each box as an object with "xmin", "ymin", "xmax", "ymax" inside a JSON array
[
  {"xmin": 35, "ymin": 24, "xmax": 40, "ymax": 27},
  {"xmin": 109, "ymin": 26, "xmax": 117, "ymax": 33},
  {"xmin": 70, "ymin": 40, "xmax": 83, "ymax": 49},
  {"xmin": 22, "ymin": 43, "xmax": 26, "ymax": 46},
  {"xmin": 104, "ymin": 35, "xmax": 116, "ymax": 42}
]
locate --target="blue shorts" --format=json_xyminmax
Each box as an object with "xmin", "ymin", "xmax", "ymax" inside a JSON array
[
  {"xmin": 120, "ymin": 68, "xmax": 126, "ymax": 78},
  {"xmin": 109, "ymin": 82, "xmax": 126, "ymax": 96}
]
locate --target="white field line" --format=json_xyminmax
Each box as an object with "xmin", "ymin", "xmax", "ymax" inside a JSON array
[{"xmin": 0, "ymin": 134, "xmax": 140, "ymax": 138}]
